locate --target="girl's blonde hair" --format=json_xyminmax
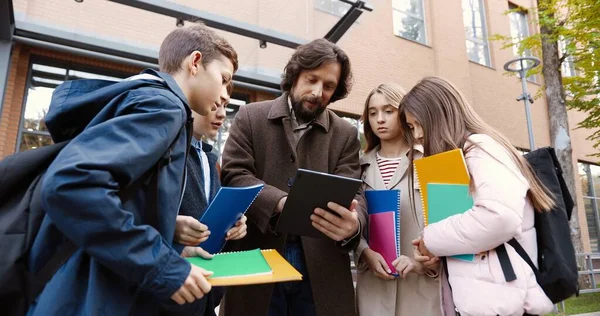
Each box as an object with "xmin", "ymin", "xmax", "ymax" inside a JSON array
[
  {"xmin": 361, "ymin": 83, "xmax": 407, "ymax": 152},
  {"xmin": 400, "ymin": 76, "xmax": 554, "ymax": 212}
]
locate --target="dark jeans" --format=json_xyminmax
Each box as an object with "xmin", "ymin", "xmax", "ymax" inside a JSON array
[{"xmin": 268, "ymin": 240, "xmax": 317, "ymax": 316}]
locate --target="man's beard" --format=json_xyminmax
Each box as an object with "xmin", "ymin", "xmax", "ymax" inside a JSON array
[{"xmin": 291, "ymin": 94, "xmax": 326, "ymax": 123}]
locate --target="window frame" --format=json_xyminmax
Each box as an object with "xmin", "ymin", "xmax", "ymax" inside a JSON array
[
  {"xmin": 314, "ymin": 0, "xmax": 352, "ymax": 17},
  {"xmin": 559, "ymin": 37, "xmax": 577, "ymax": 78},
  {"xmin": 16, "ymin": 56, "xmax": 132, "ymax": 152},
  {"xmin": 462, "ymin": 0, "xmax": 492, "ymax": 67},
  {"xmin": 579, "ymin": 162, "xmax": 600, "ymax": 253},
  {"xmin": 508, "ymin": 3, "xmax": 538, "ymax": 82},
  {"xmin": 392, "ymin": 0, "xmax": 428, "ymax": 45}
]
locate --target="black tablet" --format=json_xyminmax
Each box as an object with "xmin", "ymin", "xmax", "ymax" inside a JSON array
[{"xmin": 275, "ymin": 168, "xmax": 362, "ymax": 239}]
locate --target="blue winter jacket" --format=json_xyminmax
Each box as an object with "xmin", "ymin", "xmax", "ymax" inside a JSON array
[{"xmin": 26, "ymin": 69, "xmax": 193, "ymax": 315}]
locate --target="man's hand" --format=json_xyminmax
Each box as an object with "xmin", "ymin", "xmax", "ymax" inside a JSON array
[
  {"xmin": 275, "ymin": 197, "xmax": 287, "ymax": 213},
  {"xmin": 170, "ymin": 264, "xmax": 213, "ymax": 305},
  {"xmin": 174, "ymin": 215, "xmax": 210, "ymax": 246},
  {"xmin": 225, "ymin": 215, "xmax": 248, "ymax": 240},
  {"xmin": 310, "ymin": 200, "xmax": 359, "ymax": 241},
  {"xmin": 392, "ymin": 255, "xmax": 425, "ymax": 278},
  {"xmin": 362, "ymin": 248, "xmax": 395, "ymax": 280},
  {"xmin": 412, "ymin": 238, "xmax": 440, "ymax": 270}
]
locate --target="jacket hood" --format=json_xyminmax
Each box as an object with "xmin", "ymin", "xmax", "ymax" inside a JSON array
[{"xmin": 45, "ymin": 69, "xmax": 190, "ymax": 142}]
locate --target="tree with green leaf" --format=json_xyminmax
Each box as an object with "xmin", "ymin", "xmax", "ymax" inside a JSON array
[{"xmin": 493, "ymin": 0, "xmax": 599, "ymax": 286}]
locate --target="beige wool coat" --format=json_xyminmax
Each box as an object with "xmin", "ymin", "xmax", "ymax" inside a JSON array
[
  {"xmin": 220, "ymin": 93, "xmax": 365, "ymax": 316},
  {"xmin": 355, "ymin": 147, "xmax": 441, "ymax": 316}
]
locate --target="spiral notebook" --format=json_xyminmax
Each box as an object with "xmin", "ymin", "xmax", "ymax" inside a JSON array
[
  {"xmin": 413, "ymin": 149, "xmax": 470, "ymax": 226},
  {"xmin": 365, "ymin": 190, "xmax": 401, "ymax": 274},
  {"xmin": 186, "ymin": 249, "xmax": 303, "ymax": 286},
  {"xmin": 199, "ymin": 184, "xmax": 263, "ymax": 254},
  {"xmin": 427, "ymin": 183, "xmax": 475, "ymax": 262}
]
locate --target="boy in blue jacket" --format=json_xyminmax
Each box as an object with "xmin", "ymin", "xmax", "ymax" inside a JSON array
[
  {"xmin": 162, "ymin": 82, "xmax": 246, "ymax": 316},
  {"xmin": 26, "ymin": 23, "xmax": 238, "ymax": 315}
]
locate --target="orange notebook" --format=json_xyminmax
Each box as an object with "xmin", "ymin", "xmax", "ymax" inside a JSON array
[
  {"xmin": 413, "ymin": 148, "xmax": 470, "ymax": 226},
  {"xmin": 191, "ymin": 249, "xmax": 303, "ymax": 287}
]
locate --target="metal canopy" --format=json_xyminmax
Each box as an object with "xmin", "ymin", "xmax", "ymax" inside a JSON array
[
  {"xmin": 107, "ymin": 0, "xmax": 308, "ymax": 49},
  {"xmin": 0, "ymin": 0, "xmax": 15, "ymax": 121},
  {"xmin": 15, "ymin": 20, "xmax": 159, "ymax": 64},
  {"xmin": 6, "ymin": 0, "xmax": 371, "ymax": 92},
  {"xmin": 325, "ymin": 1, "xmax": 371, "ymax": 43},
  {"xmin": 107, "ymin": 0, "xmax": 371, "ymax": 49},
  {"xmin": 14, "ymin": 21, "xmax": 283, "ymax": 90}
]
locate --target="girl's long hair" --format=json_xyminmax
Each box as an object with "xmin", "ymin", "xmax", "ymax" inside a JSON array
[{"xmin": 400, "ymin": 76, "xmax": 554, "ymax": 218}]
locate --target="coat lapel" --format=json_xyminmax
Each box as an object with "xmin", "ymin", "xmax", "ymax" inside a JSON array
[
  {"xmin": 268, "ymin": 93, "xmax": 297, "ymax": 156},
  {"xmin": 385, "ymin": 151, "xmax": 410, "ymax": 190},
  {"xmin": 360, "ymin": 148, "xmax": 386, "ymax": 190},
  {"xmin": 362, "ymin": 145, "xmax": 424, "ymax": 190}
]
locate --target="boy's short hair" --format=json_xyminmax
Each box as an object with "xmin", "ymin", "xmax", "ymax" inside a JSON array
[
  {"xmin": 226, "ymin": 81, "xmax": 234, "ymax": 95},
  {"xmin": 159, "ymin": 23, "xmax": 239, "ymax": 74}
]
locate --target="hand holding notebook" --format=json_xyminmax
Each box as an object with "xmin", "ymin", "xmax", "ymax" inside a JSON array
[
  {"xmin": 413, "ymin": 149, "xmax": 474, "ymax": 262},
  {"xmin": 186, "ymin": 249, "xmax": 303, "ymax": 286},
  {"xmin": 365, "ymin": 190, "xmax": 401, "ymax": 275},
  {"xmin": 426, "ymin": 183, "xmax": 475, "ymax": 261},
  {"xmin": 199, "ymin": 184, "xmax": 263, "ymax": 254}
]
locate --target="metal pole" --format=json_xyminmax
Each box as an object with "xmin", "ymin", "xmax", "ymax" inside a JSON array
[
  {"xmin": 519, "ymin": 62, "xmax": 536, "ymax": 150},
  {"xmin": 503, "ymin": 56, "xmax": 540, "ymax": 152},
  {"xmin": 0, "ymin": 40, "xmax": 11, "ymax": 126}
]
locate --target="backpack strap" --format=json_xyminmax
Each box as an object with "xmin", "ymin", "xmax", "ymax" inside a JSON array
[
  {"xmin": 497, "ymin": 238, "xmax": 542, "ymax": 284},
  {"xmin": 507, "ymin": 238, "xmax": 541, "ymax": 281},
  {"xmin": 496, "ymin": 243, "xmax": 517, "ymax": 282}
]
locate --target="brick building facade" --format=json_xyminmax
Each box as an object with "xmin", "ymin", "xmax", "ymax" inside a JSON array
[{"xmin": 1, "ymin": 0, "xmax": 599, "ymax": 252}]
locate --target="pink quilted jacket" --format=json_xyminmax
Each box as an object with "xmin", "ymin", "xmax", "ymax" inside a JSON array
[{"xmin": 423, "ymin": 134, "xmax": 554, "ymax": 316}]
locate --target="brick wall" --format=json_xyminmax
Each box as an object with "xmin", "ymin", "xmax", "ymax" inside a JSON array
[{"xmin": 4, "ymin": 0, "xmax": 599, "ymax": 250}]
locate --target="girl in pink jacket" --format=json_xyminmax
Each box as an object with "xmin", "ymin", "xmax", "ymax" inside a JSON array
[{"xmin": 401, "ymin": 77, "xmax": 555, "ymax": 316}]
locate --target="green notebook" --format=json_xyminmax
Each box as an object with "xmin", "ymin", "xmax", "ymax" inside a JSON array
[
  {"xmin": 427, "ymin": 183, "xmax": 475, "ymax": 262},
  {"xmin": 186, "ymin": 248, "xmax": 272, "ymax": 279}
]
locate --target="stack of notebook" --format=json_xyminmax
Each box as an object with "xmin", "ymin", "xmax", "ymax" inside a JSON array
[
  {"xmin": 413, "ymin": 148, "xmax": 475, "ymax": 262},
  {"xmin": 365, "ymin": 190, "xmax": 401, "ymax": 275},
  {"xmin": 186, "ymin": 248, "xmax": 302, "ymax": 286}
]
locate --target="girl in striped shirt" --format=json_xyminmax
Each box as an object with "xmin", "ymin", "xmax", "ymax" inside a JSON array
[{"xmin": 354, "ymin": 83, "xmax": 441, "ymax": 316}]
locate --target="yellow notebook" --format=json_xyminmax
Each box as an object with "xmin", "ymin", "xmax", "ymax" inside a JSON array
[
  {"xmin": 413, "ymin": 148, "xmax": 470, "ymax": 226},
  {"xmin": 198, "ymin": 249, "xmax": 303, "ymax": 287}
]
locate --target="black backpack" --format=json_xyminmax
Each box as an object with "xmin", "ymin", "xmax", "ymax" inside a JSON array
[
  {"xmin": 0, "ymin": 105, "xmax": 191, "ymax": 315},
  {"xmin": 496, "ymin": 147, "xmax": 579, "ymax": 303}
]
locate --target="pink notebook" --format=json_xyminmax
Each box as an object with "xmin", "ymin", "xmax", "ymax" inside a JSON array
[{"xmin": 368, "ymin": 211, "xmax": 398, "ymax": 272}]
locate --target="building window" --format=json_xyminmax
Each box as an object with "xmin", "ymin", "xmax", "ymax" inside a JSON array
[
  {"xmin": 206, "ymin": 93, "xmax": 250, "ymax": 160},
  {"xmin": 559, "ymin": 38, "xmax": 576, "ymax": 77},
  {"xmin": 392, "ymin": 0, "xmax": 427, "ymax": 45},
  {"xmin": 17, "ymin": 58, "xmax": 130, "ymax": 152},
  {"xmin": 338, "ymin": 115, "xmax": 366, "ymax": 151},
  {"xmin": 314, "ymin": 0, "xmax": 351, "ymax": 17},
  {"xmin": 462, "ymin": 0, "xmax": 491, "ymax": 66},
  {"xmin": 579, "ymin": 162, "xmax": 600, "ymax": 252},
  {"xmin": 508, "ymin": 4, "xmax": 537, "ymax": 82}
]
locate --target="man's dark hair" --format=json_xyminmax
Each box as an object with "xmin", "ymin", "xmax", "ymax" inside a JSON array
[
  {"xmin": 281, "ymin": 38, "xmax": 352, "ymax": 103},
  {"xmin": 159, "ymin": 22, "xmax": 239, "ymax": 74}
]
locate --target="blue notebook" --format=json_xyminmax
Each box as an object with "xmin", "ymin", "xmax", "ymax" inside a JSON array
[
  {"xmin": 427, "ymin": 183, "xmax": 475, "ymax": 262},
  {"xmin": 365, "ymin": 190, "xmax": 401, "ymax": 275},
  {"xmin": 199, "ymin": 184, "xmax": 264, "ymax": 254}
]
